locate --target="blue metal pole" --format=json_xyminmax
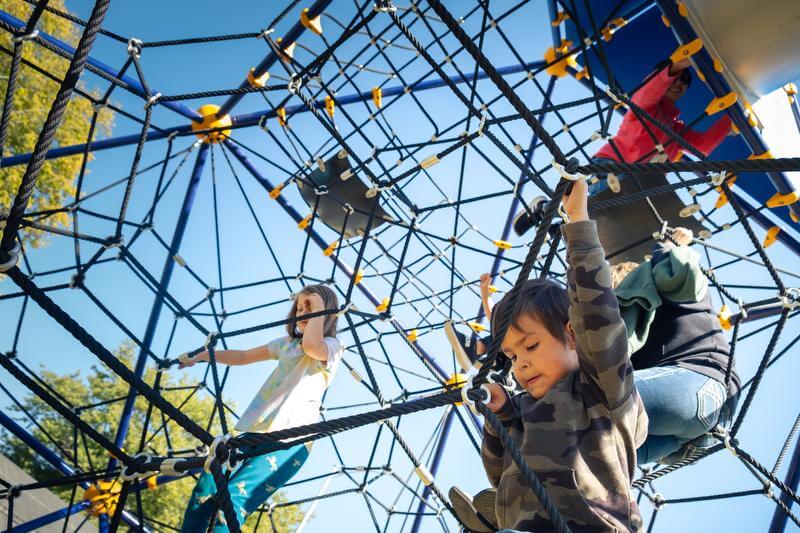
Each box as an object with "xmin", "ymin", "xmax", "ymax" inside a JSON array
[
  {"xmin": 98, "ymin": 512, "xmax": 110, "ymax": 533},
  {"xmin": 0, "ymin": 60, "xmax": 545, "ymax": 169},
  {"xmin": 0, "ymin": 9, "xmax": 201, "ymax": 122},
  {"xmin": 410, "ymin": 406, "xmax": 455, "ymax": 533},
  {"xmin": 789, "ymin": 90, "xmax": 800, "ymax": 138},
  {"xmin": 769, "ymin": 435, "xmax": 800, "ymax": 532},
  {"xmin": 652, "ymin": 0, "xmax": 800, "ymax": 223},
  {"xmin": 224, "ymin": 140, "xmax": 453, "ymax": 381},
  {"xmin": 0, "ymin": 411, "xmax": 151, "ymax": 532},
  {"xmin": 9, "ymin": 501, "xmax": 91, "ymax": 533},
  {"xmin": 110, "ymin": 143, "xmax": 210, "ymax": 464},
  {"xmin": 215, "ymin": 0, "xmax": 333, "ymax": 118}
]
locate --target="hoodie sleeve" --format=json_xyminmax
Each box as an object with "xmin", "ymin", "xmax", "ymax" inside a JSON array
[
  {"xmin": 681, "ymin": 115, "xmax": 733, "ymax": 156},
  {"xmin": 631, "ymin": 66, "xmax": 678, "ymax": 111}
]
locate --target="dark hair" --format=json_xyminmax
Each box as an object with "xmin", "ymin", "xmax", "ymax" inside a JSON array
[
  {"xmin": 287, "ymin": 284, "xmax": 339, "ymax": 339},
  {"xmin": 654, "ymin": 58, "xmax": 692, "ymax": 87},
  {"xmin": 490, "ymin": 279, "xmax": 570, "ymax": 344}
]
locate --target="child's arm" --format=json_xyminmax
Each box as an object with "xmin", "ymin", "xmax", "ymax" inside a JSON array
[
  {"xmin": 481, "ymin": 384, "xmax": 521, "ymax": 487},
  {"xmin": 479, "ymin": 273, "xmax": 494, "ymax": 319},
  {"xmin": 681, "ymin": 115, "xmax": 733, "ymax": 156},
  {"xmin": 561, "ymin": 180, "xmax": 632, "ymax": 410},
  {"xmin": 301, "ymin": 293, "xmax": 331, "ymax": 363},
  {"xmin": 179, "ymin": 345, "xmax": 274, "ymax": 368}
]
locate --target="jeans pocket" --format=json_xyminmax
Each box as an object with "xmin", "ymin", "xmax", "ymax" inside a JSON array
[{"xmin": 696, "ymin": 379, "xmax": 726, "ymax": 431}]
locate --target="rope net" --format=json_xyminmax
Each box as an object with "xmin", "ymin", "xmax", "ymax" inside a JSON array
[{"xmin": 1, "ymin": 0, "xmax": 799, "ymax": 531}]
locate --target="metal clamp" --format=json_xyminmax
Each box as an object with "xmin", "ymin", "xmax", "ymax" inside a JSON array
[
  {"xmin": 12, "ymin": 29, "xmax": 39, "ymax": 43},
  {"xmin": 737, "ymin": 298, "xmax": 748, "ymax": 321},
  {"xmin": 127, "ymin": 38, "xmax": 143, "ymax": 57},
  {"xmin": 374, "ymin": 1, "xmax": 398, "ymax": 13},
  {"xmin": 159, "ymin": 457, "xmax": 185, "ymax": 477},
  {"xmin": 604, "ymin": 86, "xmax": 622, "ymax": 104},
  {"xmin": 204, "ymin": 434, "xmax": 232, "ymax": 473},
  {"xmin": 121, "ymin": 452, "xmax": 153, "ymax": 481},
  {"xmin": 258, "ymin": 28, "xmax": 275, "ymax": 39},
  {"xmin": 204, "ymin": 331, "xmax": 219, "ymax": 349},
  {"xmin": 0, "ymin": 241, "xmax": 21, "ymax": 273},
  {"xmin": 552, "ymin": 159, "xmax": 587, "ymax": 182},
  {"xmin": 780, "ymin": 287, "xmax": 800, "ymax": 310},
  {"xmin": 288, "ymin": 75, "xmax": 303, "ymax": 94},
  {"xmin": 144, "ymin": 92, "xmax": 161, "ymax": 110},
  {"xmin": 460, "ymin": 375, "xmax": 492, "ymax": 416}
]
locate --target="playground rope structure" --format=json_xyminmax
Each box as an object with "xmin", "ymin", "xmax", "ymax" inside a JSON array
[{"xmin": 1, "ymin": 0, "xmax": 800, "ymax": 531}]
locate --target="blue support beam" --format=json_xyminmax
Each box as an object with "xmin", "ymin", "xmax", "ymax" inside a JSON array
[
  {"xmin": 0, "ymin": 9, "xmax": 201, "ymax": 122},
  {"xmin": 9, "ymin": 501, "xmax": 91, "ymax": 533},
  {"xmin": 769, "ymin": 434, "xmax": 800, "ymax": 532},
  {"xmin": 0, "ymin": 60, "xmax": 545, "ymax": 169},
  {"xmin": 110, "ymin": 144, "xmax": 210, "ymax": 463},
  {"xmin": 215, "ymin": 0, "xmax": 333, "ymax": 118},
  {"xmin": 0, "ymin": 411, "xmax": 150, "ymax": 532},
  {"xmin": 410, "ymin": 406, "xmax": 455, "ymax": 533}
]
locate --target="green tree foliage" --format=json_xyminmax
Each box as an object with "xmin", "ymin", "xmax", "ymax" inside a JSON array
[
  {"xmin": 0, "ymin": 341, "xmax": 304, "ymax": 531},
  {"xmin": 1, "ymin": 0, "xmax": 114, "ymax": 246}
]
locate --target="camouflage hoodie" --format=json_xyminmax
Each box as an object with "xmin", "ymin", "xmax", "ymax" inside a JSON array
[{"xmin": 481, "ymin": 220, "xmax": 648, "ymax": 532}]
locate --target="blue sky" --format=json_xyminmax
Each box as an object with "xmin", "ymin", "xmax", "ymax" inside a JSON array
[{"xmin": 2, "ymin": 1, "xmax": 800, "ymax": 531}]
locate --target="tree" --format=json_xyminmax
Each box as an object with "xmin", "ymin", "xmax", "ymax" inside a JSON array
[
  {"xmin": 1, "ymin": 0, "xmax": 114, "ymax": 247},
  {"xmin": 0, "ymin": 341, "xmax": 304, "ymax": 532}
]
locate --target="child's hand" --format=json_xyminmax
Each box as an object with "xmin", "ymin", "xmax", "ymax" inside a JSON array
[
  {"xmin": 479, "ymin": 273, "xmax": 492, "ymax": 295},
  {"xmin": 485, "ymin": 383, "xmax": 508, "ymax": 413},
  {"xmin": 672, "ymin": 227, "xmax": 693, "ymax": 246},
  {"xmin": 561, "ymin": 179, "xmax": 589, "ymax": 223},
  {"xmin": 178, "ymin": 351, "xmax": 207, "ymax": 369},
  {"xmin": 668, "ymin": 58, "xmax": 691, "ymax": 75},
  {"xmin": 306, "ymin": 293, "xmax": 325, "ymax": 313}
]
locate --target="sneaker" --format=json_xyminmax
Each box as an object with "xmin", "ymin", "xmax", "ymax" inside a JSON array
[
  {"xmin": 449, "ymin": 486, "xmax": 495, "ymax": 533},
  {"xmin": 512, "ymin": 196, "xmax": 547, "ymax": 237},
  {"xmin": 472, "ymin": 488, "xmax": 498, "ymax": 530},
  {"xmin": 445, "ymin": 320, "xmax": 480, "ymax": 371}
]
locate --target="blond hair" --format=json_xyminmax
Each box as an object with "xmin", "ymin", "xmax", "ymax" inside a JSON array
[{"xmin": 610, "ymin": 261, "xmax": 639, "ymax": 289}]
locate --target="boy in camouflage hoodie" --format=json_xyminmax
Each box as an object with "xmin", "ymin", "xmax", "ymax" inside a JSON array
[{"xmin": 481, "ymin": 179, "xmax": 648, "ymax": 532}]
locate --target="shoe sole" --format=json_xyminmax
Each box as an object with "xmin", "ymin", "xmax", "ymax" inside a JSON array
[
  {"xmin": 512, "ymin": 195, "xmax": 547, "ymax": 237},
  {"xmin": 472, "ymin": 489, "xmax": 498, "ymax": 530},
  {"xmin": 444, "ymin": 321, "xmax": 475, "ymax": 372},
  {"xmin": 449, "ymin": 487, "xmax": 493, "ymax": 533}
]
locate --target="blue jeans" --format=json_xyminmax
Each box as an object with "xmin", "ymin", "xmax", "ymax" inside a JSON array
[
  {"xmin": 634, "ymin": 366, "xmax": 733, "ymax": 464},
  {"xmin": 181, "ymin": 443, "xmax": 309, "ymax": 532},
  {"xmin": 588, "ymin": 156, "xmax": 624, "ymax": 196}
]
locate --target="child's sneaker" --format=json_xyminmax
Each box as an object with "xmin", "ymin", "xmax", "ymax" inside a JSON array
[
  {"xmin": 449, "ymin": 486, "xmax": 496, "ymax": 532},
  {"xmin": 512, "ymin": 196, "xmax": 547, "ymax": 237},
  {"xmin": 445, "ymin": 320, "xmax": 480, "ymax": 371},
  {"xmin": 472, "ymin": 488, "xmax": 498, "ymax": 530}
]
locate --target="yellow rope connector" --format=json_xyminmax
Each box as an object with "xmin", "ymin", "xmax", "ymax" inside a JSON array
[
  {"xmin": 717, "ymin": 304, "xmax": 733, "ymax": 331},
  {"xmin": 269, "ymin": 183, "xmax": 284, "ymax": 200},
  {"xmin": 323, "ymin": 240, "xmax": 339, "ymax": 257},
  {"xmin": 791, "ymin": 211, "xmax": 799, "ymax": 223},
  {"xmin": 467, "ymin": 321, "xmax": 486, "ymax": 333},
  {"xmin": 661, "ymin": 14, "xmax": 671, "ymax": 27},
  {"xmin": 325, "ymin": 95, "xmax": 335, "ymax": 118},
  {"xmin": 544, "ymin": 39, "xmax": 578, "ymax": 78},
  {"xmin": 191, "ymin": 104, "xmax": 232, "ymax": 144},
  {"xmin": 766, "ymin": 191, "xmax": 799, "ymax": 208},
  {"xmin": 574, "ymin": 68, "xmax": 589, "ymax": 81},
  {"xmin": 705, "ymin": 92, "xmax": 737, "ymax": 116},
  {"xmin": 353, "ymin": 269, "xmax": 364, "ymax": 284},
  {"xmin": 749, "ymin": 150, "xmax": 773, "ymax": 160},
  {"xmin": 670, "ymin": 38, "xmax": 702, "ymax": 65},
  {"xmin": 276, "ymin": 37, "xmax": 296, "ymax": 61},
  {"xmin": 493, "ymin": 240, "xmax": 512, "ymax": 250},
  {"xmin": 488, "ymin": 285, "xmax": 498, "ymax": 294},
  {"xmin": 83, "ymin": 480, "xmax": 122, "ymax": 517},
  {"xmin": 300, "ymin": 8, "xmax": 323, "ymax": 35},
  {"xmin": 551, "ymin": 11, "xmax": 570, "ymax": 26},
  {"xmin": 298, "ymin": 213, "xmax": 313, "ymax": 230},
  {"xmin": 146, "ymin": 475, "xmax": 158, "ymax": 490},
  {"xmin": 763, "ymin": 226, "xmax": 780, "ymax": 248},
  {"xmin": 445, "ymin": 373, "xmax": 468, "ymax": 405},
  {"xmin": 600, "ymin": 18, "xmax": 626, "ymax": 42},
  {"xmin": 277, "ymin": 107, "xmax": 288, "ymax": 127},
  {"xmin": 714, "ymin": 191, "xmax": 729, "ymax": 209},
  {"xmin": 786, "ymin": 83, "xmax": 798, "ymax": 104},
  {"xmin": 372, "ymin": 86, "xmax": 382, "ymax": 109},
  {"xmin": 677, "ymin": 1, "xmax": 688, "ymax": 17},
  {"xmin": 247, "ymin": 68, "xmax": 270, "ymax": 88},
  {"xmin": 407, "ymin": 329, "xmax": 419, "ymax": 343},
  {"xmin": 376, "ymin": 297, "xmax": 390, "ymax": 313},
  {"xmin": 713, "ymin": 58, "xmax": 724, "ymax": 73}
]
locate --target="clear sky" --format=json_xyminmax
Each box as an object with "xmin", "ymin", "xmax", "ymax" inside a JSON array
[{"xmin": 2, "ymin": 1, "xmax": 800, "ymax": 532}]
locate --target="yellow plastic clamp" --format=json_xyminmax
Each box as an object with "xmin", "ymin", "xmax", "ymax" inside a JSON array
[
  {"xmin": 277, "ymin": 107, "xmax": 288, "ymax": 127},
  {"xmin": 791, "ymin": 211, "xmax": 799, "ymax": 223},
  {"xmin": 372, "ymin": 86, "xmax": 382, "ymax": 109},
  {"xmin": 488, "ymin": 285, "xmax": 498, "ymax": 293},
  {"xmin": 276, "ymin": 37, "xmax": 296, "ymax": 61},
  {"xmin": 407, "ymin": 329, "xmax": 419, "ymax": 342},
  {"xmin": 269, "ymin": 183, "xmax": 284, "ymax": 200},
  {"xmin": 786, "ymin": 83, "xmax": 798, "ymax": 96},
  {"xmin": 446, "ymin": 373, "xmax": 468, "ymax": 405},
  {"xmin": 300, "ymin": 8, "xmax": 323, "ymax": 35},
  {"xmin": 551, "ymin": 11, "xmax": 570, "ymax": 26},
  {"xmin": 717, "ymin": 304, "xmax": 732, "ymax": 330},
  {"xmin": 670, "ymin": 38, "xmax": 702, "ymax": 65},
  {"xmin": 661, "ymin": 14, "xmax": 671, "ymax": 27},
  {"xmin": 600, "ymin": 17, "xmax": 626, "ymax": 42},
  {"xmin": 323, "ymin": 240, "xmax": 339, "ymax": 256},
  {"xmin": 247, "ymin": 68, "xmax": 270, "ymax": 88},
  {"xmin": 713, "ymin": 58, "xmax": 724, "ymax": 73},
  {"xmin": 83, "ymin": 480, "xmax": 122, "ymax": 517},
  {"xmin": 749, "ymin": 150, "xmax": 773, "ymax": 160},
  {"xmin": 493, "ymin": 239, "xmax": 512, "ymax": 250},
  {"xmin": 766, "ymin": 191, "xmax": 799, "ymax": 208},
  {"xmin": 325, "ymin": 95, "xmax": 335, "ymax": 118},
  {"xmin": 677, "ymin": 1, "xmax": 688, "ymax": 16},
  {"xmin": 467, "ymin": 321, "xmax": 487, "ymax": 333},
  {"xmin": 544, "ymin": 39, "xmax": 578, "ymax": 78},
  {"xmin": 763, "ymin": 226, "xmax": 780, "ymax": 248},
  {"xmin": 354, "ymin": 269, "xmax": 365, "ymax": 284},
  {"xmin": 705, "ymin": 92, "xmax": 737, "ymax": 116},
  {"xmin": 146, "ymin": 476, "xmax": 158, "ymax": 490},
  {"xmin": 376, "ymin": 297, "xmax": 390, "ymax": 313},
  {"xmin": 298, "ymin": 214, "xmax": 313, "ymax": 230},
  {"xmin": 574, "ymin": 68, "xmax": 589, "ymax": 81},
  {"xmin": 714, "ymin": 191, "xmax": 729, "ymax": 209},
  {"xmin": 191, "ymin": 104, "xmax": 232, "ymax": 144}
]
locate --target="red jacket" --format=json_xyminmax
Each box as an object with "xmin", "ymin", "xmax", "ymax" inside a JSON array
[{"xmin": 594, "ymin": 66, "xmax": 732, "ymax": 163}]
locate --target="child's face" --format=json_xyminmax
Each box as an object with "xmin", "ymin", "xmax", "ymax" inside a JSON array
[
  {"xmin": 294, "ymin": 293, "xmax": 315, "ymax": 333},
  {"xmin": 501, "ymin": 312, "xmax": 578, "ymax": 399}
]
